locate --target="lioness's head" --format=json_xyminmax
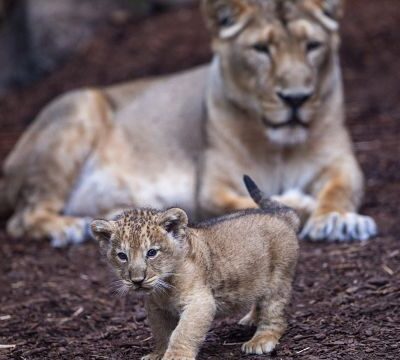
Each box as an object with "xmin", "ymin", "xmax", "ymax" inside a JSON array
[
  {"xmin": 91, "ymin": 208, "xmax": 188, "ymax": 294},
  {"xmin": 203, "ymin": 0, "xmax": 344, "ymax": 146}
]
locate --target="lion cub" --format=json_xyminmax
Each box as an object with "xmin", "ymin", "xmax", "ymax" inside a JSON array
[{"xmin": 91, "ymin": 176, "xmax": 299, "ymax": 359}]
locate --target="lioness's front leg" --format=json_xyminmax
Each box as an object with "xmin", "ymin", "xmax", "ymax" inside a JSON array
[
  {"xmin": 205, "ymin": 186, "xmax": 257, "ymax": 214},
  {"xmin": 199, "ymin": 171, "xmax": 256, "ymax": 216},
  {"xmin": 4, "ymin": 89, "xmax": 114, "ymax": 247},
  {"xmin": 301, "ymin": 158, "xmax": 377, "ymax": 242},
  {"xmin": 163, "ymin": 292, "xmax": 216, "ymax": 360}
]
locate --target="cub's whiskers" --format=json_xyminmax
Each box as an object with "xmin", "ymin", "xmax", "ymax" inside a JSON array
[{"xmin": 109, "ymin": 279, "xmax": 131, "ymax": 297}]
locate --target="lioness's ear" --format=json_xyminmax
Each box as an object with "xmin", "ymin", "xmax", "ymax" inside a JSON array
[
  {"xmin": 159, "ymin": 208, "xmax": 188, "ymax": 240},
  {"xmin": 309, "ymin": 0, "xmax": 344, "ymax": 31},
  {"xmin": 90, "ymin": 220, "xmax": 116, "ymax": 244},
  {"xmin": 201, "ymin": 0, "xmax": 253, "ymax": 39},
  {"xmin": 322, "ymin": 0, "xmax": 344, "ymax": 20}
]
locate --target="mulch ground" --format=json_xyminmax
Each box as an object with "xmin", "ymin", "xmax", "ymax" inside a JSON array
[{"xmin": 0, "ymin": 1, "xmax": 399, "ymax": 359}]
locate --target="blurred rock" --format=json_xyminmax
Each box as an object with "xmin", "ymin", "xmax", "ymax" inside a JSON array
[
  {"xmin": 0, "ymin": 0, "xmax": 153, "ymax": 94},
  {"xmin": 0, "ymin": 0, "xmax": 30, "ymax": 93},
  {"xmin": 0, "ymin": 0, "xmax": 198, "ymax": 95},
  {"xmin": 0, "ymin": 0, "xmax": 13, "ymax": 23},
  {"xmin": 25, "ymin": 0, "xmax": 151, "ymax": 73},
  {"xmin": 151, "ymin": 0, "xmax": 196, "ymax": 7}
]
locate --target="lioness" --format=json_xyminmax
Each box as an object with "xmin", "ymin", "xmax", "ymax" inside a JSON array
[
  {"xmin": 0, "ymin": 0, "xmax": 376, "ymax": 246},
  {"xmin": 91, "ymin": 175, "xmax": 299, "ymax": 358}
]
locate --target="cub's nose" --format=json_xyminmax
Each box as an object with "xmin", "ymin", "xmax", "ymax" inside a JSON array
[
  {"xmin": 131, "ymin": 277, "xmax": 145, "ymax": 286},
  {"xmin": 277, "ymin": 91, "xmax": 313, "ymax": 109}
]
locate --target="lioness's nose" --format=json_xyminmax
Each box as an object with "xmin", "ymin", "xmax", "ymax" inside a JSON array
[{"xmin": 277, "ymin": 91, "xmax": 312, "ymax": 109}]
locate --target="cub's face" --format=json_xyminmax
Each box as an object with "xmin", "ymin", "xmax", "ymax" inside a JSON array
[
  {"xmin": 91, "ymin": 208, "xmax": 188, "ymax": 294},
  {"xmin": 203, "ymin": 0, "xmax": 344, "ymax": 146}
]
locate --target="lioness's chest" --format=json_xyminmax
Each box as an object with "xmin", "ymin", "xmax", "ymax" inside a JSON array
[{"xmin": 254, "ymin": 152, "xmax": 322, "ymax": 195}]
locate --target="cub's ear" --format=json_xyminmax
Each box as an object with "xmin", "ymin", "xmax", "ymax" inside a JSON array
[
  {"xmin": 90, "ymin": 220, "xmax": 116, "ymax": 244},
  {"xmin": 158, "ymin": 208, "xmax": 188, "ymax": 240},
  {"xmin": 201, "ymin": 0, "xmax": 253, "ymax": 39}
]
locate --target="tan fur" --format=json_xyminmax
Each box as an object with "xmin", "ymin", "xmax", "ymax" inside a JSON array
[
  {"xmin": 91, "ymin": 178, "xmax": 299, "ymax": 358},
  {"xmin": 0, "ymin": 0, "xmax": 376, "ymax": 245}
]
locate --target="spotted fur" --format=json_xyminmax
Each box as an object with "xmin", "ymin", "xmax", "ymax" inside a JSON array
[{"xmin": 91, "ymin": 193, "xmax": 299, "ymax": 358}]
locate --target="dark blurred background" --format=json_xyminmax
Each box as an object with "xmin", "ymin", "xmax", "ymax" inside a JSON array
[
  {"xmin": 0, "ymin": 0, "xmax": 399, "ymax": 161},
  {"xmin": 0, "ymin": 0, "xmax": 196, "ymax": 94},
  {"xmin": 0, "ymin": 1, "xmax": 399, "ymax": 358}
]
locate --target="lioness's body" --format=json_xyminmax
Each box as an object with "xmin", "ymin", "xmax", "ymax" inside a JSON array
[
  {"xmin": 7, "ymin": 67, "xmax": 207, "ymax": 215},
  {"xmin": 66, "ymin": 67, "xmax": 207, "ymax": 217},
  {"xmin": 1, "ymin": 0, "xmax": 376, "ymax": 246}
]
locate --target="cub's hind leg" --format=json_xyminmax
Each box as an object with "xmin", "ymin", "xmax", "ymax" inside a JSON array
[
  {"xmin": 241, "ymin": 290, "xmax": 290, "ymax": 355},
  {"xmin": 4, "ymin": 89, "xmax": 114, "ymax": 246},
  {"xmin": 241, "ymin": 264, "xmax": 295, "ymax": 356},
  {"xmin": 238, "ymin": 304, "xmax": 259, "ymax": 327}
]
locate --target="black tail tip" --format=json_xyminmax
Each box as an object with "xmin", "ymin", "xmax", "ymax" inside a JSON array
[{"xmin": 243, "ymin": 174, "xmax": 258, "ymax": 193}]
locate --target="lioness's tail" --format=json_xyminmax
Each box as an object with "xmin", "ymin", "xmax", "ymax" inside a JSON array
[{"xmin": 243, "ymin": 175, "xmax": 300, "ymax": 231}]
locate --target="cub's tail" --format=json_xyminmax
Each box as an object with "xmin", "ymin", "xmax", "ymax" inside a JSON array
[{"xmin": 243, "ymin": 175, "xmax": 300, "ymax": 231}]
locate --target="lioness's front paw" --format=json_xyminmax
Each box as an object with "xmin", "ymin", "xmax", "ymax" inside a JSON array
[
  {"xmin": 300, "ymin": 212, "xmax": 377, "ymax": 242},
  {"xmin": 241, "ymin": 332, "xmax": 279, "ymax": 355},
  {"xmin": 272, "ymin": 190, "xmax": 316, "ymax": 214},
  {"xmin": 141, "ymin": 353, "xmax": 163, "ymax": 360},
  {"xmin": 51, "ymin": 217, "xmax": 91, "ymax": 248}
]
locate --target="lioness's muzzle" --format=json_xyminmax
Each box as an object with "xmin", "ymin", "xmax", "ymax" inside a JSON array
[{"xmin": 262, "ymin": 115, "xmax": 309, "ymax": 129}]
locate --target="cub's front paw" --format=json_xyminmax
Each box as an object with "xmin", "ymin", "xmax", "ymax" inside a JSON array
[
  {"xmin": 141, "ymin": 353, "xmax": 163, "ymax": 360},
  {"xmin": 300, "ymin": 212, "xmax": 377, "ymax": 242},
  {"xmin": 241, "ymin": 332, "xmax": 279, "ymax": 355},
  {"xmin": 162, "ymin": 351, "xmax": 195, "ymax": 360}
]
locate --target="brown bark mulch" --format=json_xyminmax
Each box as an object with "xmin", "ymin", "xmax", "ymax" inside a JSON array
[{"xmin": 0, "ymin": 1, "xmax": 399, "ymax": 359}]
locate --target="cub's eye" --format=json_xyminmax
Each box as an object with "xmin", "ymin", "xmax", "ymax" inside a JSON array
[
  {"xmin": 117, "ymin": 252, "xmax": 128, "ymax": 262},
  {"xmin": 253, "ymin": 43, "xmax": 270, "ymax": 55},
  {"xmin": 147, "ymin": 249, "xmax": 158, "ymax": 258},
  {"xmin": 307, "ymin": 41, "xmax": 323, "ymax": 52}
]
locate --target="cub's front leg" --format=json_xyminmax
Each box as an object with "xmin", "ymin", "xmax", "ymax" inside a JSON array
[
  {"xmin": 301, "ymin": 157, "xmax": 377, "ymax": 242},
  {"xmin": 141, "ymin": 300, "xmax": 178, "ymax": 360},
  {"xmin": 162, "ymin": 292, "xmax": 216, "ymax": 360}
]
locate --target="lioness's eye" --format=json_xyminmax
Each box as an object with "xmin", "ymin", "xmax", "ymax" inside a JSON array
[
  {"xmin": 253, "ymin": 43, "xmax": 270, "ymax": 55},
  {"xmin": 307, "ymin": 41, "xmax": 323, "ymax": 52},
  {"xmin": 117, "ymin": 252, "xmax": 128, "ymax": 262},
  {"xmin": 147, "ymin": 249, "xmax": 158, "ymax": 258}
]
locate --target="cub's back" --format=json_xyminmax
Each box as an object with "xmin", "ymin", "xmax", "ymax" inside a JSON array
[{"xmin": 194, "ymin": 210, "xmax": 299, "ymax": 309}]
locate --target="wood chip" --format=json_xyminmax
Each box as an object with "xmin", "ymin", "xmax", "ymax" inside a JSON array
[
  {"xmin": 296, "ymin": 347, "xmax": 310, "ymax": 354},
  {"xmin": 72, "ymin": 306, "xmax": 84, "ymax": 318},
  {"xmin": 141, "ymin": 336, "xmax": 152, "ymax": 343},
  {"xmin": 382, "ymin": 264, "xmax": 394, "ymax": 276},
  {"xmin": 0, "ymin": 344, "xmax": 16, "ymax": 349}
]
